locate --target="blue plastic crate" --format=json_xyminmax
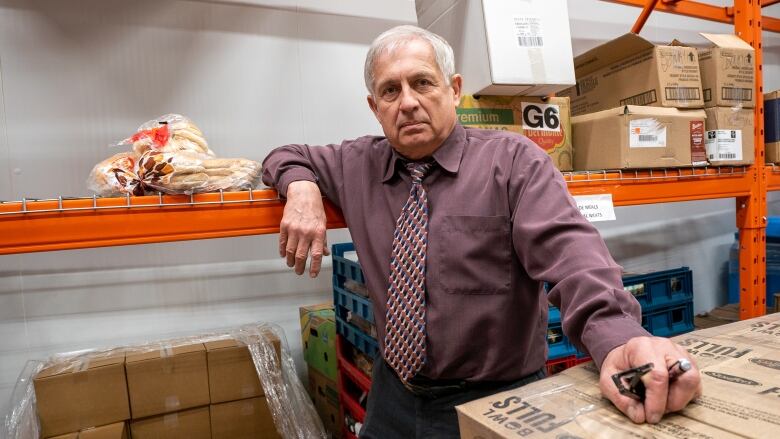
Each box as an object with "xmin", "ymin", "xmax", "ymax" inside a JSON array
[
  {"xmin": 548, "ymin": 305, "xmax": 561, "ymax": 325},
  {"xmin": 641, "ymin": 301, "xmax": 694, "ymax": 338},
  {"xmin": 334, "ymin": 286, "xmax": 374, "ymax": 323},
  {"xmin": 332, "ymin": 242, "xmax": 366, "ymax": 287},
  {"xmin": 336, "ymin": 316, "xmax": 379, "ymax": 358},
  {"xmin": 728, "ymin": 237, "xmax": 780, "ymax": 307},
  {"xmin": 622, "ymin": 267, "xmax": 693, "ymax": 312},
  {"xmin": 547, "ymin": 323, "xmax": 577, "ymax": 360}
]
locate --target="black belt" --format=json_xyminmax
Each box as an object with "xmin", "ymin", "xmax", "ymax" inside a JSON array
[{"xmin": 391, "ymin": 363, "xmax": 537, "ymax": 398}]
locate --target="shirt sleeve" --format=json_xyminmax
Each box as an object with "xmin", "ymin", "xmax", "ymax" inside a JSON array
[
  {"xmin": 261, "ymin": 142, "xmax": 345, "ymax": 205},
  {"xmin": 509, "ymin": 140, "xmax": 650, "ymax": 368}
]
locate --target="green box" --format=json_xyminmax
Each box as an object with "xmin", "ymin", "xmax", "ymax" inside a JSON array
[{"xmin": 299, "ymin": 304, "xmax": 337, "ymax": 381}]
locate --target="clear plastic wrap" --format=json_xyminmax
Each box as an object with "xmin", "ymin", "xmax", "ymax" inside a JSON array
[
  {"xmin": 116, "ymin": 114, "xmax": 216, "ymax": 157},
  {"xmin": 86, "ymin": 152, "xmax": 143, "ymax": 196},
  {"xmin": 2, "ymin": 323, "xmax": 327, "ymax": 439},
  {"xmin": 136, "ymin": 151, "xmax": 262, "ymax": 195}
]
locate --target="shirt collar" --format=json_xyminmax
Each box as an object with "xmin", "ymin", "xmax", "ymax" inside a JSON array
[{"xmin": 381, "ymin": 124, "xmax": 466, "ymax": 183}]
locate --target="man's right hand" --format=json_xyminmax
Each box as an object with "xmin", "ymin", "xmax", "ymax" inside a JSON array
[{"xmin": 279, "ymin": 180, "xmax": 330, "ymax": 277}]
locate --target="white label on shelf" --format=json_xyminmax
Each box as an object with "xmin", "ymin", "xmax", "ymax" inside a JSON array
[
  {"xmin": 705, "ymin": 129, "xmax": 743, "ymax": 161},
  {"xmin": 629, "ymin": 118, "xmax": 667, "ymax": 148},
  {"xmin": 574, "ymin": 194, "xmax": 616, "ymax": 222},
  {"xmin": 513, "ymin": 16, "xmax": 544, "ymax": 47}
]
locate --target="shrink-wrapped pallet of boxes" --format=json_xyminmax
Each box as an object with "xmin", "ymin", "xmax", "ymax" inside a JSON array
[{"xmin": 3, "ymin": 324, "xmax": 325, "ymax": 439}]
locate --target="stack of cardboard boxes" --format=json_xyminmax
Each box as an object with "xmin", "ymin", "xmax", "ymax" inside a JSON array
[
  {"xmin": 699, "ymin": 34, "xmax": 756, "ymax": 166},
  {"xmin": 300, "ymin": 304, "xmax": 341, "ymax": 438},
  {"xmin": 33, "ymin": 338, "xmax": 281, "ymax": 439},
  {"xmin": 416, "ymin": 0, "xmax": 577, "ymax": 173},
  {"xmin": 563, "ymin": 32, "xmax": 755, "ymax": 171}
]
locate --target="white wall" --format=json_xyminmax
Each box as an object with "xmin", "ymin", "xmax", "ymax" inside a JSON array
[{"xmin": 0, "ymin": 0, "xmax": 778, "ymax": 420}]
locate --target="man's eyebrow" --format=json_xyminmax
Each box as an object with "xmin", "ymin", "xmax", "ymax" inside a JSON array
[{"xmin": 375, "ymin": 78, "xmax": 399, "ymax": 90}]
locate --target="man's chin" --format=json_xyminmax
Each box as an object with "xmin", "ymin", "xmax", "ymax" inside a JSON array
[{"xmin": 392, "ymin": 139, "xmax": 437, "ymax": 159}]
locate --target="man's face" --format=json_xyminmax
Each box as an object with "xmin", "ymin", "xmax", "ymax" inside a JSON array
[{"xmin": 367, "ymin": 39, "xmax": 462, "ymax": 160}]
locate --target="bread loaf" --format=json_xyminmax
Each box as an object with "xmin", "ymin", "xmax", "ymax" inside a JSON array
[{"xmin": 87, "ymin": 152, "xmax": 142, "ymax": 196}]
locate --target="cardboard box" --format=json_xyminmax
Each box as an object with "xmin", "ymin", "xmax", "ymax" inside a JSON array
[
  {"xmin": 79, "ymin": 422, "xmax": 128, "ymax": 439},
  {"xmin": 560, "ymin": 33, "xmax": 704, "ymax": 116},
  {"xmin": 300, "ymin": 304, "xmax": 337, "ymax": 381},
  {"xmin": 308, "ymin": 366, "xmax": 341, "ymax": 438},
  {"xmin": 49, "ymin": 422, "xmax": 129, "ymax": 439},
  {"xmin": 766, "ymin": 90, "xmax": 780, "ymax": 163},
  {"xmin": 458, "ymin": 95, "xmax": 573, "ymax": 171},
  {"xmin": 704, "ymin": 107, "xmax": 754, "ymax": 165},
  {"xmin": 210, "ymin": 397, "xmax": 281, "ymax": 439},
  {"xmin": 34, "ymin": 353, "xmax": 130, "ymax": 438},
  {"xmin": 130, "ymin": 406, "xmax": 210, "ymax": 439},
  {"xmin": 456, "ymin": 312, "xmax": 780, "ymax": 438},
  {"xmin": 698, "ymin": 33, "xmax": 755, "ymax": 108},
  {"xmin": 125, "ymin": 343, "xmax": 210, "ymax": 419},
  {"xmin": 572, "ymin": 105, "xmax": 706, "ymax": 170},
  {"xmin": 416, "ymin": 0, "xmax": 575, "ymax": 97},
  {"xmin": 205, "ymin": 337, "xmax": 281, "ymax": 404}
]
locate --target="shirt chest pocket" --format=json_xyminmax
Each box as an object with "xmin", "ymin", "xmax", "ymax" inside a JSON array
[{"xmin": 433, "ymin": 215, "xmax": 512, "ymax": 295}]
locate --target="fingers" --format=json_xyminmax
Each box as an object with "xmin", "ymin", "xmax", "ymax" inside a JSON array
[
  {"xmin": 599, "ymin": 368, "xmax": 645, "ymax": 423},
  {"xmin": 278, "ymin": 181, "xmax": 328, "ymax": 276},
  {"xmin": 609, "ymin": 337, "xmax": 701, "ymax": 424},
  {"xmin": 309, "ymin": 233, "xmax": 327, "ymax": 278},
  {"xmin": 664, "ymin": 349, "xmax": 702, "ymax": 413},
  {"xmin": 599, "ymin": 345, "xmax": 645, "ymax": 423}
]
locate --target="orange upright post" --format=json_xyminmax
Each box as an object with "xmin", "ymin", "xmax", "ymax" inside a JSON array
[{"xmin": 734, "ymin": 0, "xmax": 767, "ymax": 319}]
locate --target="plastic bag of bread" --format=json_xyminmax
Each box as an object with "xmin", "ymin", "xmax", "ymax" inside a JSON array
[
  {"xmin": 137, "ymin": 151, "xmax": 261, "ymax": 194},
  {"xmin": 87, "ymin": 152, "xmax": 143, "ymax": 196},
  {"xmin": 117, "ymin": 114, "xmax": 216, "ymax": 157}
]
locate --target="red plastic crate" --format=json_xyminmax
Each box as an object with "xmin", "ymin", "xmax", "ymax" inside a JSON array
[{"xmin": 545, "ymin": 355, "xmax": 577, "ymax": 376}]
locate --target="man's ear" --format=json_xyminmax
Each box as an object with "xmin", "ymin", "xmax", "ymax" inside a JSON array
[
  {"xmin": 450, "ymin": 74, "xmax": 463, "ymax": 105},
  {"xmin": 367, "ymin": 94, "xmax": 379, "ymax": 119}
]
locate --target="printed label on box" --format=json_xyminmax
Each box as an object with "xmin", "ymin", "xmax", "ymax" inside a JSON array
[
  {"xmin": 690, "ymin": 120, "xmax": 706, "ymax": 164},
  {"xmin": 574, "ymin": 194, "xmax": 616, "ymax": 222},
  {"xmin": 706, "ymin": 130, "xmax": 743, "ymax": 161},
  {"xmin": 513, "ymin": 16, "xmax": 543, "ymax": 47},
  {"xmin": 629, "ymin": 118, "xmax": 667, "ymax": 148}
]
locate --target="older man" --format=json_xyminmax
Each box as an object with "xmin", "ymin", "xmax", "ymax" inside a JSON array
[{"xmin": 261, "ymin": 25, "xmax": 701, "ymax": 438}]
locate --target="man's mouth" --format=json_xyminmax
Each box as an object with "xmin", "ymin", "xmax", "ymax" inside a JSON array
[{"xmin": 400, "ymin": 121, "xmax": 425, "ymax": 129}]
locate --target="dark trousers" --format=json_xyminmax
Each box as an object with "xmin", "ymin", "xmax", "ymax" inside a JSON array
[{"xmin": 358, "ymin": 360, "xmax": 545, "ymax": 439}]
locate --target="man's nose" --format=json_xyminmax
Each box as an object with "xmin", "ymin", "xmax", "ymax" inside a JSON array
[{"xmin": 398, "ymin": 86, "xmax": 419, "ymax": 112}]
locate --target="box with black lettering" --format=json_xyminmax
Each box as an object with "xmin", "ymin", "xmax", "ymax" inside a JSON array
[
  {"xmin": 458, "ymin": 95, "xmax": 572, "ymax": 171},
  {"xmin": 559, "ymin": 33, "xmax": 704, "ymax": 116}
]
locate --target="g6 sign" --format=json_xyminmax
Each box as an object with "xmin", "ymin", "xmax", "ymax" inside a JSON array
[{"xmin": 521, "ymin": 103, "xmax": 561, "ymax": 132}]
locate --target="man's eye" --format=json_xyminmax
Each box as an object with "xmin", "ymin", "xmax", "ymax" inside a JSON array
[
  {"xmin": 382, "ymin": 86, "xmax": 398, "ymax": 96},
  {"xmin": 417, "ymin": 79, "xmax": 433, "ymax": 87}
]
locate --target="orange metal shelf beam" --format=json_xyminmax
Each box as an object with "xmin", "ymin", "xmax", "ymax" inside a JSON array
[
  {"xmin": 0, "ymin": 171, "xmax": 753, "ymax": 255},
  {"xmin": 603, "ymin": 0, "xmax": 780, "ymax": 32},
  {"xmin": 0, "ymin": 190, "xmax": 346, "ymax": 255},
  {"xmin": 767, "ymin": 166, "xmax": 780, "ymax": 191},
  {"xmin": 565, "ymin": 168, "xmax": 752, "ymax": 206}
]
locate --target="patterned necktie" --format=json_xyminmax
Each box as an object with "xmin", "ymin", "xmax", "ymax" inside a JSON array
[{"xmin": 384, "ymin": 161, "xmax": 434, "ymax": 382}]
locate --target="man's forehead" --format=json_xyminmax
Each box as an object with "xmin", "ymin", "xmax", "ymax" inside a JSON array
[{"xmin": 373, "ymin": 41, "xmax": 441, "ymax": 78}]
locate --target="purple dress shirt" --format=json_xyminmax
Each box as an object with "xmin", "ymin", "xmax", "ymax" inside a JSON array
[{"xmin": 262, "ymin": 124, "xmax": 649, "ymax": 382}]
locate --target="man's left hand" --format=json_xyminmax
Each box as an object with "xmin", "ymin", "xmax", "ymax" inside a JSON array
[{"xmin": 599, "ymin": 336, "xmax": 702, "ymax": 424}]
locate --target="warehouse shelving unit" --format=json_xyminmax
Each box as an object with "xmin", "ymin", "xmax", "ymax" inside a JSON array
[
  {"xmin": 0, "ymin": 0, "xmax": 776, "ymax": 321},
  {"xmin": 598, "ymin": 0, "xmax": 774, "ymax": 320}
]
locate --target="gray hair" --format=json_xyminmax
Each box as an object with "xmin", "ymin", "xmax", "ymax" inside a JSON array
[{"xmin": 364, "ymin": 25, "xmax": 456, "ymax": 94}]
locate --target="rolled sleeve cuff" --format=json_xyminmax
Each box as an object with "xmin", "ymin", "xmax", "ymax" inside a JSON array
[
  {"xmin": 276, "ymin": 169, "xmax": 317, "ymax": 198},
  {"xmin": 582, "ymin": 317, "xmax": 651, "ymax": 369}
]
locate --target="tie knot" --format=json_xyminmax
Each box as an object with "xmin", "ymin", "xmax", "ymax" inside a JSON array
[{"xmin": 406, "ymin": 161, "xmax": 434, "ymax": 184}]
